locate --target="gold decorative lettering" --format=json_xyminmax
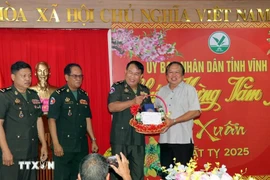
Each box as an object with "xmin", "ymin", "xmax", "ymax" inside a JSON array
[
  {"xmin": 16, "ymin": 8, "xmax": 27, "ymax": 22},
  {"xmin": 0, "ymin": 1, "xmax": 27, "ymax": 22},
  {"xmin": 214, "ymin": 121, "xmax": 246, "ymax": 136},
  {"xmin": 195, "ymin": 119, "xmax": 246, "ymax": 142},
  {"xmin": 223, "ymin": 8, "xmax": 231, "ymax": 22},
  {"xmin": 225, "ymin": 77, "xmax": 263, "ymax": 102},
  {"xmin": 49, "ymin": 4, "xmax": 60, "ymax": 22},
  {"xmin": 213, "ymin": 6, "xmax": 222, "ymax": 22},
  {"xmin": 124, "ymin": 4, "xmax": 134, "ymax": 22},
  {"xmin": 196, "ymin": 9, "xmax": 205, "ymax": 22},
  {"xmin": 0, "ymin": 7, "xmax": 4, "ymax": 21},
  {"xmin": 37, "ymin": 8, "xmax": 48, "ymax": 22},
  {"xmin": 185, "ymin": 77, "xmax": 221, "ymax": 111},
  {"xmin": 207, "ymin": 59, "xmax": 225, "ymax": 73},
  {"xmin": 141, "ymin": 9, "xmax": 152, "ymax": 22},
  {"xmin": 100, "ymin": 9, "xmax": 110, "ymax": 23},
  {"xmin": 257, "ymin": 8, "xmax": 270, "ymax": 21},
  {"xmin": 195, "ymin": 118, "xmax": 221, "ymax": 141},
  {"xmin": 226, "ymin": 57, "xmax": 246, "ymax": 72},
  {"xmin": 66, "ymin": 8, "xmax": 78, "ymax": 22},
  {"xmin": 237, "ymin": 9, "xmax": 257, "ymax": 22},
  {"xmin": 181, "ymin": 60, "xmax": 204, "ymax": 73},
  {"xmin": 78, "ymin": 4, "xmax": 93, "ymax": 23},
  {"xmin": 247, "ymin": 58, "xmax": 267, "ymax": 72},
  {"xmin": 112, "ymin": 9, "xmax": 123, "ymax": 22},
  {"xmin": 180, "ymin": 9, "xmax": 190, "ymax": 22},
  {"xmin": 3, "ymin": 6, "xmax": 17, "ymax": 21}
]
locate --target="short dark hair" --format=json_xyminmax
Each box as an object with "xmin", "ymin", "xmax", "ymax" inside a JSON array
[
  {"xmin": 79, "ymin": 153, "xmax": 109, "ymax": 180},
  {"xmin": 165, "ymin": 61, "xmax": 185, "ymax": 75},
  {"xmin": 64, "ymin": 63, "xmax": 82, "ymax": 75},
  {"xmin": 126, "ymin": 60, "xmax": 144, "ymax": 74},
  {"xmin": 11, "ymin": 61, "xmax": 31, "ymax": 74}
]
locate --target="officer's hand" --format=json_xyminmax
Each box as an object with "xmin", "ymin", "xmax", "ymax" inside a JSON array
[
  {"xmin": 91, "ymin": 141, "xmax": 99, "ymax": 153},
  {"xmin": 133, "ymin": 95, "xmax": 145, "ymax": 105},
  {"xmin": 54, "ymin": 143, "xmax": 64, "ymax": 157},
  {"xmin": 40, "ymin": 144, "xmax": 48, "ymax": 162},
  {"xmin": 2, "ymin": 149, "xmax": 13, "ymax": 166}
]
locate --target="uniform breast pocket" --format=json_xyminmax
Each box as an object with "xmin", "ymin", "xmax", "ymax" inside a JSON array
[
  {"xmin": 12, "ymin": 104, "xmax": 27, "ymax": 119},
  {"xmin": 62, "ymin": 104, "xmax": 73, "ymax": 117},
  {"xmin": 80, "ymin": 104, "xmax": 88, "ymax": 111},
  {"xmin": 60, "ymin": 132, "xmax": 77, "ymax": 148},
  {"xmin": 122, "ymin": 93, "xmax": 132, "ymax": 101},
  {"xmin": 115, "ymin": 125, "xmax": 128, "ymax": 143},
  {"xmin": 8, "ymin": 137, "xmax": 28, "ymax": 152}
]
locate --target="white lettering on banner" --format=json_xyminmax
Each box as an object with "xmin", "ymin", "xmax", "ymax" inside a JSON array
[{"xmin": 18, "ymin": 161, "xmax": 55, "ymax": 170}]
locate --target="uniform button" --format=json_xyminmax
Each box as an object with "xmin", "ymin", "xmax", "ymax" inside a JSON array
[
  {"xmin": 77, "ymin": 103, "xmax": 79, "ymax": 105},
  {"xmin": 30, "ymin": 114, "xmax": 32, "ymax": 116},
  {"xmin": 127, "ymin": 97, "xmax": 130, "ymax": 99},
  {"xmin": 17, "ymin": 136, "xmax": 20, "ymax": 138},
  {"xmin": 80, "ymin": 137, "xmax": 82, "ymax": 139},
  {"xmin": 32, "ymin": 138, "xmax": 34, "ymax": 141},
  {"xmin": 80, "ymin": 125, "xmax": 82, "ymax": 128},
  {"xmin": 67, "ymin": 135, "xmax": 70, "ymax": 137},
  {"xmin": 32, "ymin": 126, "xmax": 34, "ymax": 128},
  {"xmin": 121, "ymin": 127, "xmax": 124, "ymax": 129},
  {"xmin": 79, "ymin": 114, "xmax": 81, "ymax": 116},
  {"xmin": 19, "ymin": 107, "xmax": 22, "ymax": 110},
  {"xmin": 85, "ymin": 106, "xmax": 87, "ymax": 108}
]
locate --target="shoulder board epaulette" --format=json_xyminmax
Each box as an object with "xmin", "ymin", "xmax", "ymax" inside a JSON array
[
  {"xmin": 56, "ymin": 87, "xmax": 66, "ymax": 94},
  {"xmin": 113, "ymin": 80, "xmax": 124, "ymax": 85},
  {"xmin": 79, "ymin": 89, "xmax": 88, "ymax": 96},
  {"xmin": 0, "ymin": 87, "xmax": 12, "ymax": 93},
  {"xmin": 28, "ymin": 88, "xmax": 38, "ymax": 94}
]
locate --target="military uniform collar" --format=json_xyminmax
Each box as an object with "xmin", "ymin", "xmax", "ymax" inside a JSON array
[
  {"xmin": 11, "ymin": 85, "xmax": 32, "ymax": 95},
  {"xmin": 123, "ymin": 81, "xmax": 143, "ymax": 96}
]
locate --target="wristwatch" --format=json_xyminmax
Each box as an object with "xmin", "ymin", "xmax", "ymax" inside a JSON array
[{"xmin": 91, "ymin": 137, "xmax": 96, "ymax": 141}]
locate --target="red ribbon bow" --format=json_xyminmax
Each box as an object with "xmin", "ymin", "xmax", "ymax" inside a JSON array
[{"xmin": 130, "ymin": 104, "xmax": 140, "ymax": 116}]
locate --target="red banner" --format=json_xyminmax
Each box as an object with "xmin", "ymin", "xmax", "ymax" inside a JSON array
[{"xmin": 110, "ymin": 22, "xmax": 270, "ymax": 179}]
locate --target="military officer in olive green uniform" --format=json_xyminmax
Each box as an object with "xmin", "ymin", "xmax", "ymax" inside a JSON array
[
  {"xmin": 108, "ymin": 61, "xmax": 152, "ymax": 180},
  {"xmin": 0, "ymin": 61, "xmax": 48, "ymax": 180},
  {"xmin": 48, "ymin": 63, "xmax": 98, "ymax": 180}
]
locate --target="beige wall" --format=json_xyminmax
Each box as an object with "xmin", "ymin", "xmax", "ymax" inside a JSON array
[{"xmin": 0, "ymin": 0, "xmax": 269, "ymax": 28}]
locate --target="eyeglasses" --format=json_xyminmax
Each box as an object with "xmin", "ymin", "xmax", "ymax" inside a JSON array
[{"xmin": 69, "ymin": 74, "xmax": 84, "ymax": 79}]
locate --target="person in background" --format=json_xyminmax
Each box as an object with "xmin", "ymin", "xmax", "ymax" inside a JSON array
[
  {"xmin": 48, "ymin": 63, "xmax": 98, "ymax": 180},
  {"xmin": 155, "ymin": 61, "xmax": 201, "ymax": 178},
  {"xmin": 78, "ymin": 152, "xmax": 131, "ymax": 180},
  {"xmin": 0, "ymin": 61, "xmax": 48, "ymax": 180},
  {"xmin": 108, "ymin": 60, "xmax": 152, "ymax": 180},
  {"xmin": 30, "ymin": 61, "xmax": 57, "ymax": 114}
]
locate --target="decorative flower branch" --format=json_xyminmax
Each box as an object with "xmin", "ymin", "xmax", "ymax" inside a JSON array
[{"xmin": 112, "ymin": 28, "xmax": 182, "ymax": 62}]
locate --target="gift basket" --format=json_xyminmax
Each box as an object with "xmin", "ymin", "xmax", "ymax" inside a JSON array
[{"xmin": 129, "ymin": 95, "xmax": 169, "ymax": 134}]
